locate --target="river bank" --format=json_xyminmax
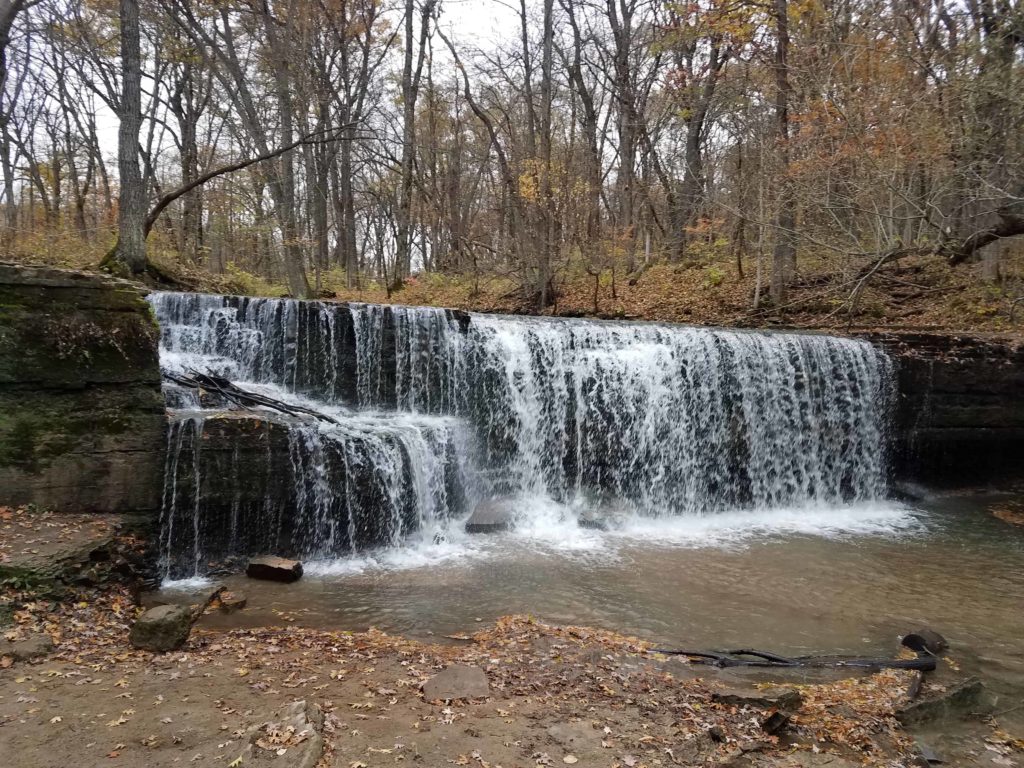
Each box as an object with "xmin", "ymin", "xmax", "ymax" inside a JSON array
[{"xmin": 0, "ymin": 581, "xmax": 960, "ymax": 768}]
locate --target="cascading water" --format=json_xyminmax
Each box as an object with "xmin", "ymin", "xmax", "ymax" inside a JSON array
[{"xmin": 150, "ymin": 292, "xmax": 895, "ymax": 580}]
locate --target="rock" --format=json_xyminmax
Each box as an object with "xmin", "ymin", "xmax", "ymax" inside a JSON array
[
  {"xmin": 465, "ymin": 499, "xmax": 516, "ymax": 533},
  {"xmin": 245, "ymin": 699, "xmax": 324, "ymax": 768},
  {"xmin": 0, "ymin": 262, "xmax": 165, "ymax": 516},
  {"xmin": 896, "ymin": 677, "xmax": 987, "ymax": 725},
  {"xmin": 577, "ymin": 511, "xmax": 607, "ymax": 530},
  {"xmin": 712, "ymin": 684, "xmax": 803, "ymax": 711},
  {"xmin": 760, "ymin": 710, "xmax": 790, "ymax": 735},
  {"xmin": 140, "ymin": 584, "xmax": 226, "ymax": 614},
  {"xmin": 246, "ymin": 556, "xmax": 303, "ymax": 583},
  {"xmin": 992, "ymin": 502, "xmax": 1024, "ymax": 527},
  {"xmin": 129, "ymin": 604, "xmax": 194, "ymax": 652},
  {"xmin": 916, "ymin": 739, "xmax": 944, "ymax": 764},
  {"xmin": 901, "ymin": 628, "xmax": 949, "ymax": 655},
  {"xmin": 1, "ymin": 633, "xmax": 54, "ymax": 662},
  {"xmin": 422, "ymin": 664, "xmax": 490, "ymax": 700},
  {"xmin": 674, "ymin": 731, "xmax": 716, "ymax": 763},
  {"xmin": 218, "ymin": 590, "xmax": 247, "ymax": 613}
]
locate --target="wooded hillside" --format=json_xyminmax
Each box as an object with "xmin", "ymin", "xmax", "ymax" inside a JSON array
[{"xmin": 1, "ymin": 0, "xmax": 1022, "ymax": 329}]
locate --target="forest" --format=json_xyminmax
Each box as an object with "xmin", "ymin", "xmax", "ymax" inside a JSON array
[{"xmin": 1, "ymin": 0, "xmax": 1022, "ymax": 328}]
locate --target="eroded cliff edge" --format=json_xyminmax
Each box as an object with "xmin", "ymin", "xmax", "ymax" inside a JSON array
[{"xmin": 0, "ymin": 262, "xmax": 165, "ymax": 513}]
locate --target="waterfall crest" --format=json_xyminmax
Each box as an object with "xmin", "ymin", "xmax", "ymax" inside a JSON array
[{"xmin": 150, "ymin": 292, "xmax": 893, "ymax": 579}]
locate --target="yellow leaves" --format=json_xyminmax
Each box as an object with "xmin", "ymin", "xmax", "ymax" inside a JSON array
[
  {"xmin": 228, "ymin": 757, "xmax": 244, "ymax": 767},
  {"xmin": 518, "ymin": 169, "xmax": 540, "ymax": 204}
]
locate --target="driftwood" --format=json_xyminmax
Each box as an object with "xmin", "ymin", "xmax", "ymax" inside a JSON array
[
  {"xmin": 650, "ymin": 635, "xmax": 941, "ymax": 672},
  {"xmin": 164, "ymin": 370, "xmax": 339, "ymax": 424}
]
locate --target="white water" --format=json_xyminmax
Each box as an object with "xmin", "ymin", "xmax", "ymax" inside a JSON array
[{"xmin": 150, "ymin": 292, "xmax": 910, "ymax": 581}]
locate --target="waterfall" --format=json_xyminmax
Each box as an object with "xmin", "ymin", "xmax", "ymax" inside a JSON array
[{"xmin": 150, "ymin": 292, "xmax": 893, "ymax": 579}]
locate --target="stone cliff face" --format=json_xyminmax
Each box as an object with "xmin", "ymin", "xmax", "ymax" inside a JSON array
[
  {"xmin": 863, "ymin": 332, "xmax": 1024, "ymax": 488},
  {"xmin": 0, "ymin": 263, "xmax": 165, "ymax": 513}
]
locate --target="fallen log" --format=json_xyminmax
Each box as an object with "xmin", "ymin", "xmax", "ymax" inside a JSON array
[
  {"xmin": 164, "ymin": 370, "xmax": 339, "ymax": 424},
  {"xmin": 649, "ymin": 646, "xmax": 937, "ymax": 672}
]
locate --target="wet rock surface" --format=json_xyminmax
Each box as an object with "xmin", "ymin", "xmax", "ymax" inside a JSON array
[{"xmin": 246, "ymin": 556, "xmax": 303, "ymax": 583}]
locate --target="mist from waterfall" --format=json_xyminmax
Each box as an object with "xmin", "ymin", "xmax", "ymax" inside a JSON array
[{"xmin": 149, "ymin": 292, "xmax": 897, "ymax": 579}]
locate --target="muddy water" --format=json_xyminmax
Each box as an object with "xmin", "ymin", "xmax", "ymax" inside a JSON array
[{"xmin": 182, "ymin": 494, "xmax": 1024, "ymax": 695}]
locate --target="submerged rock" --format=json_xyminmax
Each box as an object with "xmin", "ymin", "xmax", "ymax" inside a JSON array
[
  {"xmin": 422, "ymin": 664, "xmax": 490, "ymax": 700},
  {"xmin": 218, "ymin": 591, "xmax": 247, "ymax": 613},
  {"xmin": 246, "ymin": 556, "xmax": 303, "ymax": 583},
  {"xmin": 129, "ymin": 604, "xmax": 194, "ymax": 652},
  {"xmin": 465, "ymin": 499, "xmax": 516, "ymax": 534}
]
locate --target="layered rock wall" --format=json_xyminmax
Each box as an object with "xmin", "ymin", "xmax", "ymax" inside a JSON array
[
  {"xmin": 0, "ymin": 263, "xmax": 165, "ymax": 513},
  {"xmin": 864, "ymin": 332, "xmax": 1024, "ymax": 488}
]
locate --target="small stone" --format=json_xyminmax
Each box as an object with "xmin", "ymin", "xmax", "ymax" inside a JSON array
[
  {"xmin": 760, "ymin": 710, "xmax": 790, "ymax": 735},
  {"xmin": 422, "ymin": 664, "xmax": 490, "ymax": 700},
  {"xmin": 246, "ymin": 556, "xmax": 303, "ymax": 583},
  {"xmin": 563, "ymin": 756, "xmax": 578, "ymax": 764},
  {"xmin": 1, "ymin": 633, "xmax": 55, "ymax": 662},
  {"xmin": 916, "ymin": 739, "xmax": 944, "ymax": 764},
  {"xmin": 712, "ymin": 685, "xmax": 803, "ymax": 711},
  {"xmin": 129, "ymin": 604, "xmax": 193, "ymax": 652}
]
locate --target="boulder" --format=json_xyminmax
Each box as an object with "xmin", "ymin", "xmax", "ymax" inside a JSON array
[
  {"xmin": 901, "ymin": 629, "xmax": 948, "ymax": 655},
  {"xmin": 896, "ymin": 677, "xmax": 987, "ymax": 726},
  {"xmin": 246, "ymin": 556, "xmax": 303, "ymax": 583},
  {"xmin": 712, "ymin": 685, "xmax": 803, "ymax": 711},
  {"xmin": 1, "ymin": 633, "xmax": 54, "ymax": 662},
  {"xmin": 129, "ymin": 604, "xmax": 194, "ymax": 652},
  {"xmin": 465, "ymin": 499, "xmax": 516, "ymax": 534},
  {"xmin": 422, "ymin": 664, "xmax": 490, "ymax": 700}
]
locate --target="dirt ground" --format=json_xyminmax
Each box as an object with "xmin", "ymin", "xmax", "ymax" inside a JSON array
[{"xmin": 0, "ymin": 585, "xmax": 949, "ymax": 768}]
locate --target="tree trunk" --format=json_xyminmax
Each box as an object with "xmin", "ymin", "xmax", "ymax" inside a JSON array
[
  {"xmin": 770, "ymin": 0, "xmax": 795, "ymax": 305},
  {"xmin": 111, "ymin": 0, "xmax": 147, "ymax": 274}
]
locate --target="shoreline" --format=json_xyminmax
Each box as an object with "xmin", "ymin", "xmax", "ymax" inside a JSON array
[{"xmin": 0, "ymin": 584, "xmax": 940, "ymax": 767}]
